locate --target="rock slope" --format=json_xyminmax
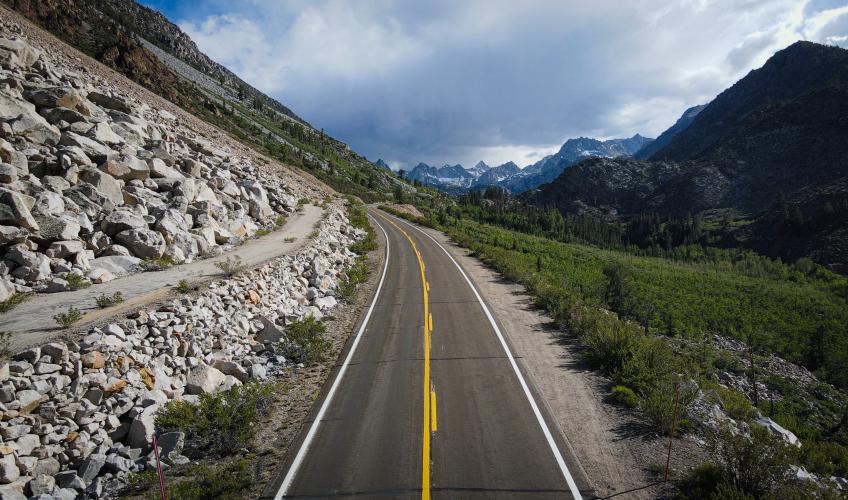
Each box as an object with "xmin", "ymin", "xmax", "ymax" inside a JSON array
[
  {"xmin": 0, "ymin": 26, "xmax": 315, "ymax": 302},
  {"xmin": 0, "ymin": 203, "xmax": 365, "ymax": 498}
]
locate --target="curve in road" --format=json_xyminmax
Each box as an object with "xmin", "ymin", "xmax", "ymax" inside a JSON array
[{"xmin": 267, "ymin": 208, "xmax": 590, "ymax": 499}]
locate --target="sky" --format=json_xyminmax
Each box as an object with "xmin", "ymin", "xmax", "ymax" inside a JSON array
[{"xmin": 142, "ymin": 0, "xmax": 848, "ymax": 170}]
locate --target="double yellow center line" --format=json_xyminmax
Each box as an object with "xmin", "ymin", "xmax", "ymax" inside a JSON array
[{"xmin": 379, "ymin": 214, "xmax": 436, "ymax": 500}]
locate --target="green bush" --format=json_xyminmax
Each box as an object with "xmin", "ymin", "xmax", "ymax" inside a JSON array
[
  {"xmin": 282, "ymin": 316, "xmax": 331, "ymax": 363},
  {"xmin": 95, "ymin": 291, "xmax": 124, "ymax": 308},
  {"xmin": 579, "ymin": 310, "xmax": 641, "ymax": 373},
  {"xmin": 53, "ymin": 306, "xmax": 82, "ymax": 328},
  {"xmin": 215, "ymin": 255, "xmax": 245, "ymax": 277},
  {"xmin": 336, "ymin": 259, "xmax": 369, "ymax": 302},
  {"xmin": 709, "ymin": 424, "xmax": 796, "ymax": 498},
  {"xmin": 141, "ymin": 256, "xmax": 175, "ymax": 271},
  {"xmin": 65, "ymin": 272, "xmax": 90, "ymax": 290},
  {"xmin": 275, "ymin": 215, "xmax": 287, "ymax": 228},
  {"xmin": 176, "ymin": 279, "xmax": 191, "ymax": 294},
  {"xmin": 0, "ymin": 292, "xmax": 32, "ymax": 313},
  {"xmin": 639, "ymin": 380, "xmax": 698, "ymax": 433},
  {"xmin": 127, "ymin": 460, "xmax": 251, "ymax": 500},
  {"xmin": 156, "ymin": 382, "xmax": 276, "ymax": 457},
  {"xmin": 610, "ymin": 385, "xmax": 639, "ymax": 408},
  {"xmin": 255, "ymin": 228, "xmax": 272, "ymax": 237},
  {"xmin": 616, "ymin": 335, "xmax": 678, "ymax": 393}
]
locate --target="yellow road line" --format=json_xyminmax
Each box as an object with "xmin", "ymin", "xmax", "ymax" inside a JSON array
[{"xmin": 378, "ymin": 213, "xmax": 432, "ymax": 500}]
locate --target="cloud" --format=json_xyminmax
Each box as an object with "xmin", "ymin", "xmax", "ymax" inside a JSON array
[{"xmin": 172, "ymin": 0, "xmax": 848, "ymax": 169}]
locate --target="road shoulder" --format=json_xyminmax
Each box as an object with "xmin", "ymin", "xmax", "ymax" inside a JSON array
[{"xmin": 415, "ymin": 224, "xmax": 660, "ymax": 499}]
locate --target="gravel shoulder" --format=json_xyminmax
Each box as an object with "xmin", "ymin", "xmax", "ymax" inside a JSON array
[
  {"xmin": 413, "ymin": 223, "xmax": 707, "ymax": 499},
  {"xmin": 0, "ymin": 205, "xmax": 323, "ymax": 350}
]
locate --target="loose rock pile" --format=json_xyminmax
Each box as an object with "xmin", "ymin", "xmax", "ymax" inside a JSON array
[
  {"xmin": 0, "ymin": 28, "xmax": 312, "ymax": 302},
  {"xmin": 0, "ymin": 203, "xmax": 364, "ymax": 498}
]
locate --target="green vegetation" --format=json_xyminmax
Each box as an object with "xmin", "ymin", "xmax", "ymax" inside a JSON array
[
  {"xmin": 141, "ymin": 256, "xmax": 175, "ymax": 271},
  {"xmin": 347, "ymin": 196, "xmax": 377, "ymax": 254},
  {"xmin": 53, "ymin": 306, "xmax": 83, "ymax": 328},
  {"xmin": 0, "ymin": 292, "xmax": 32, "ymax": 313},
  {"xmin": 337, "ymin": 258, "xmax": 369, "ymax": 302},
  {"xmin": 281, "ymin": 316, "xmax": 331, "ymax": 363},
  {"xmin": 255, "ymin": 228, "xmax": 272, "ymax": 237},
  {"xmin": 95, "ymin": 291, "xmax": 124, "ymax": 308},
  {"xmin": 156, "ymin": 381, "xmax": 276, "ymax": 457},
  {"xmin": 609, "ymin": 385, "xmax": 639, "ymax": 408},
  {"xmin": 65, "ymin": 272, "xmax": 90, "ymax": 290},
  {"xmin": 275, "ymin": 215, "xmax": 288, "ymax": 228},
  {"xmin": 381, "ymin": 206, "xmax": 848, "ymax": 480},
  {"xmin": 127, "ymin": 459, "xmax": 252, "ymax": 500},
  {"xmin": 176, "ymin": 279, "xmax": 192, "ymax": 293},
  {"xmin": 215, "ymin": 255, "xmax": 245, "ymax": 277}
]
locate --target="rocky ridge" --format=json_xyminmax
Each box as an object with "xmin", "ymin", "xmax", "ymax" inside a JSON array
[
  {"xmin": 0, "ymin": 202, "xmax": 365, "ymax": 498},
  {"xmin": 0, "ymin": 26, "xmax": 317, "ymax": 302}
]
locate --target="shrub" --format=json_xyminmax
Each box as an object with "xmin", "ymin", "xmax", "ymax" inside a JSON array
[
  {"xmin": 141, "ymin": 256, "xmax": 175, "ymax": 271},
  {"xmin": 580, "ymin": 311, "xmax": 641, "ymax": 373},
  {"xmin": 639, "ymin": 380, "xmax": 698, "ymax": 433},
  {"xmin": 255, "ymin": 228, "xmax": 272, "ymax": 237},
  {"xmin": 0, "ymin": 291, "xmax": 32, "ymax": 313},
  {"xmin": 709, "ymin": 424, "xmax": 796, "ymax": 497},
  {"xmin": 215, "ymin": 255, "xmax": 245, "ymax": 277},
  {"xmin": 54, "ymin": 306, "xmax": 83, "ymax": 328},
  {"xmin": 275, "ymin": 215, "xmax": 287, "ymax": 228},
  {"xmin": 281, "ymin": 316, "xmax": 331, "ymax": 363},
  {"xmin": 610, "ymin": 385, "xmax": 639, "ymax": 408},
  {"xmin": 126, "ymin": 460, "xmax": 251, "ymax": 499},
  {"xmin": 65, "ymin": 272, "xmax": 90, "ymax": 290},
  {"xmin": 616, "ymin": 335, "xmax": 677, "ymax": 393},
  {"xmin": 95, "ymin": 292, "xmax": 124, "ymax": 308},
  {"xmin": 336, "ymin": 260, "xmax": 369, "ymax": 302},
  {"xmin": 156, "ymin": 382, "xmax": 276, "ymax": 457},
  {"xmin": 176, "ymin": 279, "xmax": 191, "ymax": 293}
]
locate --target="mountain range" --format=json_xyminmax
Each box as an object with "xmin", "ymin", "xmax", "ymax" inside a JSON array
[
  {"xmin": 528, "ymin": 41, "xmax": 848, "ymax": 267},
  {"xmin": 406, "ymin": 134, "xmax": 653, "ymax": 194}
]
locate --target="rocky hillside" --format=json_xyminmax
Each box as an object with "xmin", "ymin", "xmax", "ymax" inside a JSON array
[
  {"xmin": 633, "ymin": 104, "xmax": 705, "ymax": 160},
  {"xmin": 1, "ymin": 0, "xmax": 400, "ymax": 202},
  {"xmin": 0, "ymin": 27, "xmax": 318, "ymax": 302},
  {"xmin": 528, "ymin": 41, "xmax": 848, "ymax": 268}
]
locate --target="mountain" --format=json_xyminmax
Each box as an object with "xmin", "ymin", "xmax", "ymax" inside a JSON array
[
  {"xmin": 407, "ymin": 163, "xmax": 477, "ymax": 193},
  {"xmin": 499, "ymin": 134, "xmax": 653, "ymax": 193},
  {"xmin": 473, "ymin": 161, "xmax": 521, "ymax": 188},
  {"xmin": 634, "ymin": 104, "xmax": 706, "ymax": 160},
  {"xmin": 374, "ymin": 159, "xmax": 391, "ymax": 170},
  {"xmin": 528, "ymin": 41, "xmax": 848, "ymax": 267},
  {"xmin": 467, "ymin": 161, "xmax": 491, "ymax": 177},
  {"xmin": 2, "ymin": 0, "xmax": 399, "ymax": 201}
]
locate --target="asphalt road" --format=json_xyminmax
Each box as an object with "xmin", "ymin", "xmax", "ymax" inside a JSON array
[{"xmin": 265, "ymin": 209, "xmax": 592, "ymax": 499}]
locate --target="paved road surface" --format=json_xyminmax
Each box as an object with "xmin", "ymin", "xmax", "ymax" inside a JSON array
[
  {"xmin": 265, "ymin": 209, "xmax": 592, "ymax": 499},
  {"xmin": 0, "ymin": 205, "xmax": 322, "ymax": 350}
]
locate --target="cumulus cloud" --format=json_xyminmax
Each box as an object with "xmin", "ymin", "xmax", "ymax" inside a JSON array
[{"xmin": 163, "ymin": 0, "xmax": 848, "ymax": 169}]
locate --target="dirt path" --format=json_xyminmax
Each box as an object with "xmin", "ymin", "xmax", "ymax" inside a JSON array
[
  {"xmin": 0, "ymin": 205, "xmax": 322, "ymax": 350},
  {"xmin": 413, "ymin": 223, "xmax": 661, "ymax": 499}
]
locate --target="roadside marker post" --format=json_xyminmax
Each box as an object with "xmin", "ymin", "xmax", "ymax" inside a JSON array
[
  {"xmin": 152, "ymin": 434, "xmax": 167, "ymax": 500},
  {"xmin": 664, "ymin": 382, "xmax": 682, "ymax": 482}
]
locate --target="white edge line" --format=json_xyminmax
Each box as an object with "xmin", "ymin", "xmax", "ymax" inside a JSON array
[
  {"xmin": 387, "ymin": 212, "xmax": 584, "ymax": 500},
  {"xmin": 274, "ymin": 215, "xmax": 391, "ymax": 499}
]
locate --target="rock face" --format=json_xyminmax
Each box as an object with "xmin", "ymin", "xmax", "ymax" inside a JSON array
[
  {"xmin": 0, "ymin": 201, "xmax": 366, "ymax": 495},
  {"xmin": 0, "ymin": 30, "xmax": 309, "ymax": 299}
]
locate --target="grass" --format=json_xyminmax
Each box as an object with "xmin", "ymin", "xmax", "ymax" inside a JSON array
[
  {"xmin": 215, "ymin": 255, "xmax": 245, "ymax": 277},
  {"xmin": 95, "ymin": 291, "xmax": 124, "ymax": 308},
  {"xmin": 255, "ymin": 228, "xmax": 272, "ymax": 237},
  {"xmin": 156, "ymin": 381, "xmax": 277, "ymax": 457},
  {"xmin": 347, "ymin": 198, "xmax": 377, "ymax": 254},
  {"xmin": 0, "ymin": 292, "xmax": 32, "ymax": 313},
  {"xmin": 275, "ymin": 216, "xmax": 287, "ymax": 228},
  {"xmin": 54, "ymin": 306, "xmax": 82, "ymax": 328},
  {"xmin": 176, "ymin": 279, "xmax": 191, "ymax": 293}
]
